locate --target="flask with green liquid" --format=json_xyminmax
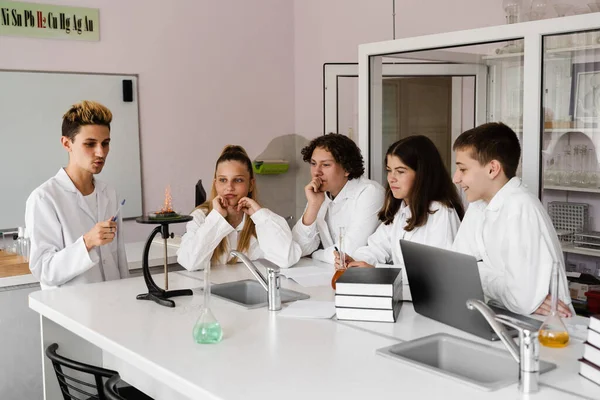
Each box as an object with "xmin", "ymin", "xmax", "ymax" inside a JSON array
[{"xmin": 193, "ymin": 263, "xmax": 223, "ymax": 344}]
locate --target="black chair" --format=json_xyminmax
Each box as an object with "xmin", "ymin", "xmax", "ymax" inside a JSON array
[
  {"xmin": 104, "ymin": 374, "xmax": 143, "ymax": 400},
  {"xmin": 46, "ymin": 343, "xmax": 153, "ymax": 400},
  {"xmin": 195, "ymin": 179, "xmax": 207, "ymax": 207}
]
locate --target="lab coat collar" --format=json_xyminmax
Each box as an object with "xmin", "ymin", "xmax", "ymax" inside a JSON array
[
  {"xmin": 235, "ymin": 213, "xmax": 247, "ymax": 232},
  {"xmin": 399, "ymin": 200, "xmax": 412, "ymax": 219},
  {"xmin": 328, "ymin": 177, "xmax": 360, "ymax": 204},
  {"xmin": 484, "ymin": 177, "xmax": 522, "ymax": 212},
  {"xmin": 398, "ymin": 200, "xmax": 418, "ymax": 241},
  {"xmin": 55, "ymin": 168, "xmax": 109, "ymax": 222},
  {"xmin": 54, "ymin": 168, "xmax": 108, "ymax": 195}
]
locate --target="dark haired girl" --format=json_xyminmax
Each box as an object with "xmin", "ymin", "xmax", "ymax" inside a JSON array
[{"xmin": 336, "ymin": 136, "xmax": 464, "ymax": 299}]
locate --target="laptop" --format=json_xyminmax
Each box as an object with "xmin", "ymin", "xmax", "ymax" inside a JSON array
[{"xmin": 399, "ymin": 240, "xmax": 541, "ymax": 341}]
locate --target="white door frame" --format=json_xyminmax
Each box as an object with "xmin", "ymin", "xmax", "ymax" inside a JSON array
[
  {"xmin": 358, "ymin": 13, "xmax": 600, "ymax": 196},
  {"xmin": 324, "ymin": 62, "xmax": 487, "ymax": 181}
]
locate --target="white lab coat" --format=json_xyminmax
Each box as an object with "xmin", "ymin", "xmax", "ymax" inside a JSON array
[
  {"xmin": 452, "ymin": 177, "xmax": 573, "ymax": 315},
  {"xmin": 25, "ymin": 168, "xmax": 128, "ymax": 290},
  {"xmin": 353, "ymin": 201, "xmax": 461, "ymax": 300},
  {"xmin": 177, "ymin": 207, "xmax": 302, "ymax": 270},
  {"xmin": 292, "ymin": 177, "xmax": 385, "ymax": 264}
]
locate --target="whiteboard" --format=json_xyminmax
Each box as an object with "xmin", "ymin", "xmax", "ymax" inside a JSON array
[{"xmin": 0, "ymin": 71, "xmax": 143, "ymax": 229}]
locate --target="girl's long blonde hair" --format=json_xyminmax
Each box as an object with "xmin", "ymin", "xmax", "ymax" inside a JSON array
[{"xmin": 197, "ymin": 145, "xmax": 258, "ymax": 264}]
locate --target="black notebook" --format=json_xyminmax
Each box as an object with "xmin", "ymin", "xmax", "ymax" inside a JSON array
[
  {"xmin": 335, "ymin": 292, "xmax": 401, "ymax": 309},
  {"xmin": 335, "ymin": 268, "xmax": 402, "ymax": 297},
  {"xmin": 336, "ymin": 301, "xmax": 402, "ymax": 323},
  {"xmin": 590, "ymin": 314, "xmax": 600, "ymax": 334},
  {"xmin": 583, "ymin": 342, "xmax": 600, "ymax": 369},
  {"xmin": 579, "ymin": 358, "xmax": 600, "ymax": 387},
  {"xmin": 589, "ymin": 328, "xmax": 600, "ymax": 349}
]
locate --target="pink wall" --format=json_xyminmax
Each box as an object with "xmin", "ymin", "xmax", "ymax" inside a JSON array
[
  {"xmin": 4, "ymin": 0, "xmax": 570, "ymax": 242},
  {"xmin": 293, "ymin": 0, "xmax": 505, "ymax": 138},
  {"xmin": 0, "ymin": 0, "xmax": 295, "ymax": 241}
]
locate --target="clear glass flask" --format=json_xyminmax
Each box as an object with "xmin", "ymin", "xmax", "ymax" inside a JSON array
[
  {"xmin": 193, "ymin": 263, "xmax": 223, "ymax": 344},
  {"xmin": 538, "ymin": 262, "xmax": 570, "ymax": 348},
  {"xmin": 331, "ymin": 226, "xmax": 346, "ymax": 290}
]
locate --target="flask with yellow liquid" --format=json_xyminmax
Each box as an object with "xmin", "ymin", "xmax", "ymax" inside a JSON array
[{"xmin": 538, "ymin": 262, "xmax": 569, "ymax": 348}]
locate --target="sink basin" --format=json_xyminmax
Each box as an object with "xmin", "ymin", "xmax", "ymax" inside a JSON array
[
  {"xmin": 210, "ymin": 279, "xmax": 309, "ymax": 309},
  {"xmin": 376, "ymin": 333, "xmax": 556, "ymax": 391}
]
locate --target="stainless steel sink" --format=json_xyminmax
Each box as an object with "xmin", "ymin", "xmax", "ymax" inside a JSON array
[
  {"xmin": 376, "ymin": 333, "xmax": 556, "ymax": 391},
  {"xmin": 211, "ymin": 279, "xmax": 309, "ymax": 309}
]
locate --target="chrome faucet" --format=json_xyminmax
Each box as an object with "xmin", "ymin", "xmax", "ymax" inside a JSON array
[
  {"xmin": 466, "ymin": 299, "xmax": 540, "ymax": 394},
  {"xmin": 230, "ymin": 251, "xmax": 281, "ymax": 311}
]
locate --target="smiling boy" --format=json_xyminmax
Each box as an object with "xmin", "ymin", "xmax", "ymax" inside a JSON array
[{"xmin": 452, "ymin": 122, "xmax": 573, "ymax": 317}]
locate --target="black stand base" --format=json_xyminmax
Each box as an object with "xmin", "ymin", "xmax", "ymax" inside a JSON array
[
  {"xmin": 136, "ymin": 289, "xmax": 193, "ymax": 308},
  {"xmin": 136, "ymin": 223, "xmax": 193, "ymax": 308}
]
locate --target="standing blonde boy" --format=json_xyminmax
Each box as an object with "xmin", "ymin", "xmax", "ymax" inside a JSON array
[{"xmin": 26, "ymin": 101, "xmax": 128, "ymax": 289}]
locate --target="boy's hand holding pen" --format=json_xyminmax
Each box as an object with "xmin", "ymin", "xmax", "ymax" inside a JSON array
[{"xmin": 111, "ymin": 199, "xmax": 126, "ymax": 222}]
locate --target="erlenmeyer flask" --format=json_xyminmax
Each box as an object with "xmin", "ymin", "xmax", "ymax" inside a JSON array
[
  {"xmin": 538, "ymin": 262, "xmax": 569, "ymax": 348},
  {"xmin": 193, "ymin": 263, "xmax": 223, "ymax": 344}
]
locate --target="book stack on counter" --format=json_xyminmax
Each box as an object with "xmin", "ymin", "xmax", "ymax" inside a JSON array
[
  {"xmin": 580, "ymin": 315, "xmax": 600, "ymax": 386},
  {"xmin": 334, "ymin": 268, "xmax": 402, "ymax": 323}
]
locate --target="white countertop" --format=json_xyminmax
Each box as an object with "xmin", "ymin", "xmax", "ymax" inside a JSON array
[
  {"xmin": 29, "ymin": 259, "xmax": 597, "ymax": 400},
  {"xmin": 0, "ymin": 273, "xmax": 38, "ymax": 288},
  {"xmin": 0, "ymin": 238, "xmax": 181, "ymax": 288}
]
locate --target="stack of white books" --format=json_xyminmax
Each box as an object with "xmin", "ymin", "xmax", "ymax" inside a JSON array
[
  {"xmin": 580, "ymin": 314, "xmax": 600, "ymax": 386},
  {"xmin": 334, "ymin": 268, "xmax": 402, "ymax": 323}
]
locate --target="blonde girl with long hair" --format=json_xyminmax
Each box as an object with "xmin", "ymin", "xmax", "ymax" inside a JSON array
[{"xmin": 177, "ymin": 145, "xmax": 301, "ymax": 270}]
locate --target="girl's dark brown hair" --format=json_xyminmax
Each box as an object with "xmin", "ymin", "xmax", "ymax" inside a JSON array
[
  {"xmin": 378, "ymin": 136, "xmax": 464, "ymax": 231},
  {"xmin": 197, "ymin": 145, "xmax": 258, "ymax": 263}
]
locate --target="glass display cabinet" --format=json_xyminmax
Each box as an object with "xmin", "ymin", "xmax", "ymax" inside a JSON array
[{"xmin": 353, "ymin": 12, "xmax": 600, "ymax": 274}]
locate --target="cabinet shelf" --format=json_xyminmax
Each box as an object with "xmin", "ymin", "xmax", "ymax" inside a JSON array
[
  {"xmin": 543, "ymin": 128, "xmax": 597, "ymax": 134},
  {"xmin": 562, "ymin": 243, "xmax": 600, "ymax": 257},
  {"xmin": 482, "ymin": 52, "xmax": 524, "ymax": 60},
  {"xmin": 482, "ymin": 43, "xmax": 600, "ymax": 61},
  {"xmin": 544, "ymin": 185, "xmax": 600, "ymax": 193},
  {"xmin": 546, "ymin": 42, "xmax": 600, "ymax": 56}
]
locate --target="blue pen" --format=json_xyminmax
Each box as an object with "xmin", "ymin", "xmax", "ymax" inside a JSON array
[{"xmin": 111, "ymin": 199, "xmax": 126, "ymax": 222}]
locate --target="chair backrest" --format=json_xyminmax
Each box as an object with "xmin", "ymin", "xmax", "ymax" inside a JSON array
[
  {"xmin": 195, "ymin": 179, "xmax": 207, "ymax": 207},
  {"xmin": 103, "ymin": 375, "xmax": 125, "ymax": 400},
  {"xmin": 45, "ymin": 343, "xmax": 117, "ymax": 400}
]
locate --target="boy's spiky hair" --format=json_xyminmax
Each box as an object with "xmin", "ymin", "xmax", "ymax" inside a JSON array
[{"xmin": 62, "ymin": 100, "xmax": 112, "ymax": 140}]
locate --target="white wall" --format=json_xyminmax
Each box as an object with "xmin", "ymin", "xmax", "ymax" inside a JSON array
[
  {"xmin": 1, "ymin": 2, "xmax": 295, "ymax": 398},
  {"xmin": 0, "ymin": 0, "xmax": 295, "ymax": 242},
  {"xmin": 292, "ymin": 0, "xmax": 595, "ymax": 140}
]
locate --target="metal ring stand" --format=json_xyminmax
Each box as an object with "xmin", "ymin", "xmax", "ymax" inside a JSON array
[{"xmin": 135, "ymin": 215, "xmax": 193, "ymax": 307}]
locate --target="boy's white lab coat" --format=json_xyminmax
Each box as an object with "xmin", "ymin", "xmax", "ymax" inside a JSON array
[
  {"xmin": 353, "ymin": 201, "xmax": 461, "ymax": 300},
  {"xmin": 25, "ymin": 168, "xmax": 128, "ymax": 290},
  {"xmin": 177, "ymin": 207, "xmax": 302, "ymax": 270},
  {"xmin": 452, "ymin": 177, "xmax": 574, "ymax": 315},
  {"xmin": 292, "ymin": 177, "xmax": 385, "ymax": 264}
]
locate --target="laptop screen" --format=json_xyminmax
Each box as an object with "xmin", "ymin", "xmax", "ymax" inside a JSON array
[{"xmin": 400, "ymin": 240, "xmax": 502, "ymax": 341}]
